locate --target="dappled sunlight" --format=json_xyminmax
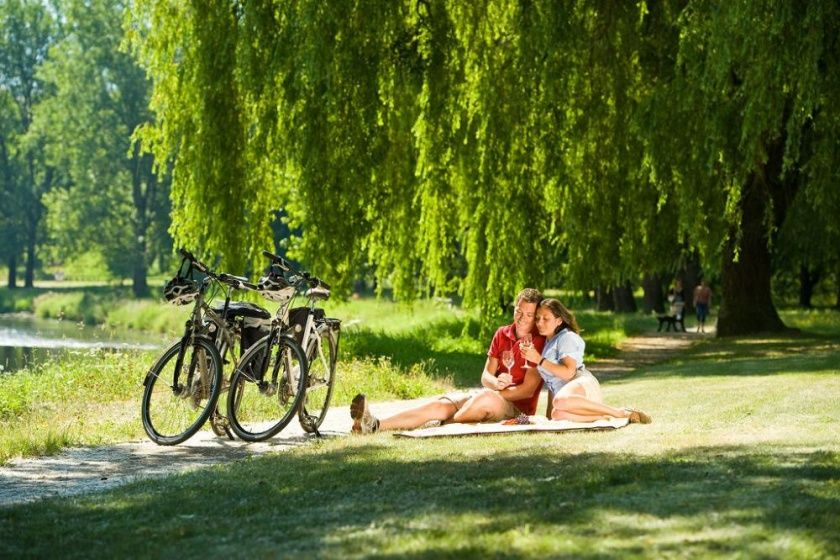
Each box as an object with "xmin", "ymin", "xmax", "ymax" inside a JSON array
[{"xmin": 3, "ymin": 443, "xmax": 837, "ymax": 558}]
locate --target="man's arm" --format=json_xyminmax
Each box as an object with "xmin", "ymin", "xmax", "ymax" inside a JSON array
[
  {"xmin": 481, "ymin": 356, "xmax": 507, "ymax": 390},
  {"xmin": 500, "ymin": 367, "xmax": 542, "ymax": 401}
]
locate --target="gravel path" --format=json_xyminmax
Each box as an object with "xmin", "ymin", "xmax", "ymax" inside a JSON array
[{"xmin": 0, "ymin": 329, "xmax": 706, "ymax": 506}]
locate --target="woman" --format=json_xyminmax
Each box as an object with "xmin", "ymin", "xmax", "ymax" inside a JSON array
[{"xmin": 521, "ymin": 298, "xmax": 651, "ymax": 424}]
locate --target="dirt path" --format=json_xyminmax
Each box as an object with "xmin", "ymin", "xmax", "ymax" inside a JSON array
[{"xmin": 0, "ymin": 329, "xmax": 707, "ymax": 506}]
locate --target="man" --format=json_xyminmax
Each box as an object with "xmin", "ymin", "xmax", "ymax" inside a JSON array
[
  {"xmin": 351, "ymin": 288, "xmax": 546, "ymax": 433},
  {"xmin": 693, "ymin": 279, "xmax": 713, "ymax": 333}
]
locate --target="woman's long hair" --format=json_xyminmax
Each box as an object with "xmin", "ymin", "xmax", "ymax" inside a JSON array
[{"xmin": 539, "ymin": 298, "xmax": 580, "ymax": 334}]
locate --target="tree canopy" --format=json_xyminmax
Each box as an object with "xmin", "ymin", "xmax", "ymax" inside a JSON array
[{"xmin": 128, "ymin": 0, "xmax": 840, "ymax": 333}]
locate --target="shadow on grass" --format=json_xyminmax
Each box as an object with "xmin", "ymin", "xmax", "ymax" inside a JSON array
[
  {"xmin": 645, "ymin": 335, "xmax": 840, "ymax": 379},
  {"xmin": 1, "ymin": 443, "xmax": 837, "ymax": 558}
]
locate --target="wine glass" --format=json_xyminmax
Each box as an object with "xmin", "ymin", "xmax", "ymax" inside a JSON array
[
  {"xmin": 520, "ymin": 334, "xmax": 534, "ymax": 366},
  {"xmin": 501, "ymin": 350, "xmax": 515, "ymax": 373}
]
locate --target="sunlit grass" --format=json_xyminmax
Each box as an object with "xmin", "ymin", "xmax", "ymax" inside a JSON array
[
  {"xmin": 2, "ymin": 347, "xmax": 838, "ymax": 558},
  {"xmin": 1, "ymin": 301, "xmax": 839, "ymax": 556}
]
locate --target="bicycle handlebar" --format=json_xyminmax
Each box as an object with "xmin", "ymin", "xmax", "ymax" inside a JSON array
[
  {"xmin": 262, "ymin": 250, "xmax": 292, "ymax": 272},
  {"xmin": 178, "ymin": 249, "xmax": 256, "ymax": 291},
  {"xmin": 261, "ymin": 249, "xmax": 331, "ymax": 291},
  {"xmin": 217, "ymin": 272, "xmax": 258, "ymax": 291}
]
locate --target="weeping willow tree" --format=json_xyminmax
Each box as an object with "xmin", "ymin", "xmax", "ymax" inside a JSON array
[{"xmin": 127, "ymin": 0, "xmax": 840, "ymax": 335}]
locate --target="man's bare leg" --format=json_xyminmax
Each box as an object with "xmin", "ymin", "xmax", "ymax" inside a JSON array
[
  {"xmin": 452, "ymin": 390, "xmax": 512, "ymax": 423},
  {"xmin": 351, "ymin": 394, "xmax": 457, "ymax": 433},
  {"xmin": 379, "ymin": 400, "xmax": 458, "ymax": 431}
]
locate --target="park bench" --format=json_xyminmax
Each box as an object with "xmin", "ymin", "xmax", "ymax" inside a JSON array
[{"xmin": 656, "ymin": 301, "xmax": 686, "ymax": 332}]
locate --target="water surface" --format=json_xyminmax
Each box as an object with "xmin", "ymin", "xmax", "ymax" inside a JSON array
[{"xmin": 0, "ymin": 314, "xmax": 167, "ymax": 373}]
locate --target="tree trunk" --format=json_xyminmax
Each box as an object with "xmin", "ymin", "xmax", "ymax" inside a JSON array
[
  {"xmin": 596, "ymin": 284, "xmax": 614, "ymax": 311},
  {"xmin": 717, "ymin": 174, "xmax": 788, "ymax": 336},
  {"xmin": 798, "ymin": 265, "xmax": 820, "ymax": 308},
  {"xmin": 641, "ymin": 273, "xmax": 664, "ymax": 314},
  {"xmin": 131, "ymin": 148, "xmax": 152, "ymax": 298},
  {"xmin": 7, "ymin": 254, "xmax": 17, "ymax": 289},
  {"xmin": 612, "ymin": 282, "xmax": 637, "ymax": 313},
  {"xmin": 24, "ymin": 225, "xmax": 36, "ymax": 288}
]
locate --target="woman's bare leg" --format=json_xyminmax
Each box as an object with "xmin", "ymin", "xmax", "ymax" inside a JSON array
[
  {"xmin": 551, "ymin": 410, "xmax": 610, "ymax": 422},
  {"xmin": 551, "ymin": 382, "xmax": 629, "ymax": 421}
]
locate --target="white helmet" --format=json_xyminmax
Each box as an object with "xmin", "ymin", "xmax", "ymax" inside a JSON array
[
  {"xmin": 257, "ymin": 272, "xmax": 296, "ymax": 302},
  {"xmin": 163, "ymin": 277, "xmax": 199, "ymax": 305}
]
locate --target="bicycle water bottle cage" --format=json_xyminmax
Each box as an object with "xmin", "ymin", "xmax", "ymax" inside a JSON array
[
  {"xmin": 257, "ymin": 272, "xmax": 296, "ymax": 302},
  {"xmin": 163, "ymin": 276, "xmax": 199, "ymax": 305}
]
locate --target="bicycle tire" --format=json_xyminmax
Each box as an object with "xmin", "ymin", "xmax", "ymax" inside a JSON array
[
  {"xmin": 299, "ymin": 326, "xmax": 337, "ymax": 433},
  {"xmin": 227, "ymin": 334, "xmax": 308, "ymax": 441},
  {"xmin": 141, "ymin": 337, "xmax": 223, "ymax": 445}
]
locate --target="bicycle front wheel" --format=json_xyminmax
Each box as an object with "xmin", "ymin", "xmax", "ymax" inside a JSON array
[
  {"xmin": 227, "ymin": 335, "xmax": 308, "ymax": 442},
  {"xmin": 141, "ymin": 338, "xmax": 223, "ymax": 445},
  {"xmin": 299, "ymin": 327, "xmax": 337, "ymax": 433}
]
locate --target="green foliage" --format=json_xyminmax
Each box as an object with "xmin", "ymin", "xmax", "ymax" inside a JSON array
[
  {"xmin": 126, "ymin": 0, "xmax": 840, "ymax": 335},
  {"xmin": 0, "ymin": 0, "xmax": 59, "ymax": 284},
  {"xmin": 0, "ymin": 286, "xmax": 36, "ymax": 312},
  {"xmin": 60, "ymin": 251, "xmax": 113, "ymax": 282},
  {"xmin": 33, "ymin": 291, "xmax": 110, "ymax": 324},
  {"xmin": 32, "ymin": 0, "xmax": 170, "ymax": 294}
]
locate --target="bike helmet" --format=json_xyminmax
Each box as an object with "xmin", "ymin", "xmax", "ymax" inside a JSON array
[
  {"xmin": 257, "ymin": 272, "xmax": 296, "ymax": 302},
  {"xmin": 163, "ymin": 276, "xmax": 199, "ymax": 305}
]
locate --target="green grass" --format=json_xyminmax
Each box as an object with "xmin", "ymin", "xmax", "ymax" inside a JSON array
[
  {"xmin": 1, "ymin": 331, "xmax": 838, "ymax": 558},
  {"xmin": 0, "ymin": 296, "xmax": 654, "ymax": 465}
]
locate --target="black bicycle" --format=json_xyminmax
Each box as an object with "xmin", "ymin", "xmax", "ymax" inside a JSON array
[
  {"xmin": 141, "ymin": 250, "xmax": 270, "ymax": 445},
  {"xmin": 226, "ymin": 250, "xmax": 340, "ymax": 441}
]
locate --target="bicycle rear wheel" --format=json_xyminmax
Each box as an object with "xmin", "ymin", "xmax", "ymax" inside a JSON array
[
  {"xmin": 141, "ymin": 338, "xmax": 223, "ymax": 445},
  {"xmin": 227, "ymin": 335, "xmax": 308, "ymax": 441},
  {"xmin": 299, "ymin": 326, "xmax": 337, "ymax": 433}
]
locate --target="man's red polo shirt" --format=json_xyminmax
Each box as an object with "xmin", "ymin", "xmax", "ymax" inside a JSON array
[{"xmin": 487, "ymin": 324, "xmax": 545, "ymax": 415}]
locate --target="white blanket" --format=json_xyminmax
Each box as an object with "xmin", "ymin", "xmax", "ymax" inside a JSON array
[{"xmin": 394, "ymin": 416, "xmax": 630, "ymax": 438}]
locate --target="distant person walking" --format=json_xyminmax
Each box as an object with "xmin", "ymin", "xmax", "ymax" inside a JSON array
[{"xmin": 693, "ymin": 280, "xmax": 713, "ymax": 333}]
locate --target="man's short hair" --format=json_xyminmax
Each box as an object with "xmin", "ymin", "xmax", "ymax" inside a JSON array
[{"xmin": 515, "ymin": 288, "xmax": 542, "ymax": 306}]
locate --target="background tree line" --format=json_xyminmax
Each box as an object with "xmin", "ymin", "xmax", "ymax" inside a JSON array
[
  {"xmin": 2, "ymin": 1, "xmax": 838, "ymax": 335},
  {"xmin": 0, "ymin": 0, "xmax": 170, "ymax": 296}
]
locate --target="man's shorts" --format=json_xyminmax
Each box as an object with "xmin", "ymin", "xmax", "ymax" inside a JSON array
[
  {"xmin": 438, "ymin": 388, "xmax": 518, "ymax": 421},
  {"xmin": 696, "ymin": 302, "xmax": 709, "ymax": 322}
]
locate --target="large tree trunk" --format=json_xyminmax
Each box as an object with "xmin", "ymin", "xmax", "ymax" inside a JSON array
[
  {"xmin": 7, "ymin": 254, "xmax": 17, "ymax": 289},
  {"xmin": 798, "ymin": 265, "xmax": 820, "ymax": 308},
  {"xmin": 717, "ymin": 174, "xmax": 787, "ymax": 336},
  {"xmin": 596, "ymin": 284, "xmax": 614, "ymax": 311},
  {"xmin": 130, "ymin": 148, "xmax": 153, "ymax": 298},
  {"xmin": 835, "ymin": 262, "xmax": 840, "ymax": 310},
  {"xmin": 641, "ymin": 273, "xmax": 664, "ymax": 314},
  {"xmin": 24, "ymin": 224, "xmax": 36, "ymax": 288},
  {"xmin": 612, "ymin": 282, "xmax": 637, "ymax": 313}
]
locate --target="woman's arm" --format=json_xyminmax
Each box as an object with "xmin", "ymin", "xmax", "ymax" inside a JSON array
[{"xmin": 538, "ymin": 355, "xmax": 578, "ymax": 383}]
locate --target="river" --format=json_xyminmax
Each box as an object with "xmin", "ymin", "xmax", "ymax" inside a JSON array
[{"xmin": 0, "ymin": 313, "xmax": 168, "ymax": 373}]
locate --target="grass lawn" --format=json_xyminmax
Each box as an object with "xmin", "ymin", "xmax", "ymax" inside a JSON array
[{"xmin": 1, "ymin": 308, "xmax": 838, "ymax": 557}]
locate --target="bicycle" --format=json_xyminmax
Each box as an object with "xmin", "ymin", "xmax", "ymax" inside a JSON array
[
  {"xmin": 226, "ymin": 250, "xmax": 340, "ymax": 441},
  {"xmin": 141, "ymin": 249, "xmax": 270, "ymax": 445}
]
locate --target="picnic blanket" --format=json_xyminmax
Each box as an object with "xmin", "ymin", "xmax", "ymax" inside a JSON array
[{"xmin": 394, "ymin": 415, "xmax": 630, "ymax": 438}]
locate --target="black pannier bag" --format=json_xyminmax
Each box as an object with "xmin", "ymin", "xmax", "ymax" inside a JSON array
[
  {"xmin": 287, "ymin": 307, "xmax": 324, "ymax": 345},
  {"xmin": 241, "ymin": 316, "xmax": 271, "ymax": 352},
  {"xmin": 210, "ymin": 301, "xmax": 271, "ymax": 353}
]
